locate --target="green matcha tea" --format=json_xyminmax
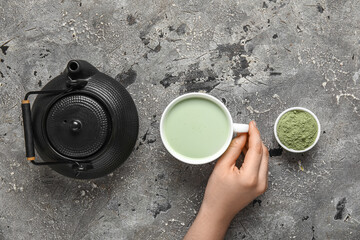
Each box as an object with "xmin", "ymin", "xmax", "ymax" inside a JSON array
[
  {"xmin": 163, "ymin": 97, "xmax": 230, "ymax": 158},
  {"xmin": 277, "ymin": 110, "xmax": 318, "ymax": 150}
]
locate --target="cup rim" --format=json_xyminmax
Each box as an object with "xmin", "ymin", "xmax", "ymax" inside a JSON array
[
  {"xmin": 160, "ymin": 93, "xmax": 233, "ymax": 165},
  {"xmin": 274, "ymin": 107, "xmax": 321, "ymax": 153}
]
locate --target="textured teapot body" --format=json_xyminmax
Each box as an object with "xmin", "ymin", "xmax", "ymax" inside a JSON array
[{"xmin": 29, "ymin": 60, "xmax": 139, "ymax": 179}]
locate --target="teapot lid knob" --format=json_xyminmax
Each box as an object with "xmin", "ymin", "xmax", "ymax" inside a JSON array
[{"xmin": 70, "ymin": 120, "xmax": 82, "ymax": 132}]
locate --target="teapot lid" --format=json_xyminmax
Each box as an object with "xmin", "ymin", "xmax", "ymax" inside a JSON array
[{"xmin": 46, "ymin": 94, "xmax": 111, "ymax": 158}]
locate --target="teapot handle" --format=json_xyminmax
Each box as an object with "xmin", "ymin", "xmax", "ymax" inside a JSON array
[
  {"xmin": 21, "ymin": 60, "xmax": 94, "ymax": 169},
  {"xmin": 21, "ymin": 100, "xmax": 35, "ymax": 161},
  {"xmin": 21, "ymin": 90, "xmax": 79, "ymax": 165}
]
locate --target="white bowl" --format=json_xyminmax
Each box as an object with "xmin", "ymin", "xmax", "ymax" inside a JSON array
[{"xmin": 274, "ymin": 107, "xmax": 321, "ymax": 153}]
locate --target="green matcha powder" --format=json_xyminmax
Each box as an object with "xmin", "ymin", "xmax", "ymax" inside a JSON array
[{"xmin": 277, "ymin": 110, "xmax": 318, "ymax": 150}]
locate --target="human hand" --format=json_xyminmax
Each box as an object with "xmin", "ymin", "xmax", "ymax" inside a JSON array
[{"xmin": 184, "ymin": 121, "xmax": 269, "ymax": 240}]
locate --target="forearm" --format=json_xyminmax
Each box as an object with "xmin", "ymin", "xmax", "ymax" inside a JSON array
[{"xmin": 184, "ymin": 205, "xmax": 233, "ymax": 240}]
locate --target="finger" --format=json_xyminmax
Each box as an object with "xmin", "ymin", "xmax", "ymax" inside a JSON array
[
  {"xmin": 242, "ymin": 144, "xmax": 248, "ymax": 156},
  {"xmin": 216, "ymin": 133, "xmax": 247, "ymax": 168},
  {"xmin": 258, "ymin": 143, "xmax": 269, "ymax": 187},
  {"xmin": 237, "ymin": 132, "xmax": 248, "ymax": 158},
  {"xmin": 240, "ymin": 121, "xmax": 263, "ymax": 176},
  {"xmin": 242, "ymin": 134, "xmax": 249, "ymax": 156}
]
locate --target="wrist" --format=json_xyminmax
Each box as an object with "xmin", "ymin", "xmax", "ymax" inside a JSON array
[
  {"xmin": 185, "ymin": 204, "xmax": 233, "ymax": 240},
  {"xmin": 197, "ymin": 203, "xmax": 234, "ymax": 228}
]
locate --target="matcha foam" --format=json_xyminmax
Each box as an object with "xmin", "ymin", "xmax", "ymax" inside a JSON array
[{"xmin": 277, "ymin": 110, "xmax": 318, "ymax": 150}]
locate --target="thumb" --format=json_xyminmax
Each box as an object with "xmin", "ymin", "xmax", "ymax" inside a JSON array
[{"xmin": 216, "ymin": 133, "xmax": 247, "ymax": 169}]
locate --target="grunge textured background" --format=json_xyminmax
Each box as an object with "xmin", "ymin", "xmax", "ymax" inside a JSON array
[{"xmin": 0, "ymin": 0, "xmax": 359, "ymax": 239}]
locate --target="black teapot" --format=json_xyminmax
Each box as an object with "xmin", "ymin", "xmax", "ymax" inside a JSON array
[{"xmin": 21, "ymin": 60, "xmax": 139, "ymax": 179}]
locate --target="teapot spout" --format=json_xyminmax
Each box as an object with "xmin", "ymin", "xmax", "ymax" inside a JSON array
[{"xmin": 66, "ymin": 60, "xmax": 99, "ymax": 89}]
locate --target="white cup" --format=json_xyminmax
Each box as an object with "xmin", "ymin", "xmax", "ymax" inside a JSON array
[
  {"xmin": 160, "ymin": 93, "xmax": 249, "ymax": 164},
  {"xmin": 274, "ymin": 107, "xmax": 321, "ymax": 153}
]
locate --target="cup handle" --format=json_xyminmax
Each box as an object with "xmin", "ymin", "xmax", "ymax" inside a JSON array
[{"xmin": 233, "ymin": 123, "xmax": 249, "ymax": 133}]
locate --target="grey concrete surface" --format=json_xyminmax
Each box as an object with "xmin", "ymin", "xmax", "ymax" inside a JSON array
[{"xmin": 0, "ymin": 0, "xmax": 359, "ymax": 239}]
